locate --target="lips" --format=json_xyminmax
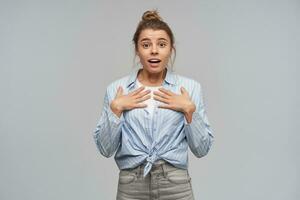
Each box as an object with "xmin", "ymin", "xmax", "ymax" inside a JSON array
[{"xmin": 148, "ymin": 58, "xmax": 161, "ymax": 63}]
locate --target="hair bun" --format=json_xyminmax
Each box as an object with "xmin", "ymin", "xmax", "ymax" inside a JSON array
[{"xmin": 142, "ymin": 10, "xmax": 163, "ymax": 21}]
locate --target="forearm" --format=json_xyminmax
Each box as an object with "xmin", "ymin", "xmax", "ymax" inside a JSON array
[
  {"xmin": 93, "ymin": 103, "xmax": 124, "ymax": 158},
  {"xmin": 184, "ymin": 112, "xmax": 214, "ymax": 158},
  {"xmin": 110, "ymin": 99, "xmax": 123, "ymax": 118}
]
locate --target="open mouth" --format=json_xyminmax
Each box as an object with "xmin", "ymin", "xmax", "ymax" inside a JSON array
[{"xmin": 148, "ymin": 59, "xmax": 161, "ymax": 64}]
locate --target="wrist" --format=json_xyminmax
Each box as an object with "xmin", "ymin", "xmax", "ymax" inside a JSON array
[
  {"xmin": 110, "ymin": 100, "xmax": 123, "ymax": 117},
  {"xmin": 183, "ymin": 102, "xmax": 195, "ymax": 124},
  {"xmin": 183, "ymin": 102, "xmax": 196, "ymax": 115}
]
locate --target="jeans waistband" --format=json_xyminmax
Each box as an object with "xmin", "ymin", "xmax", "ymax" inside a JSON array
[{"xmin": 141, "ymin": 160, "xmax": 182, "ymax": 176}]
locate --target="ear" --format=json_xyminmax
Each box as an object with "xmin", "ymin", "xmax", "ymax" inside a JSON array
[
  {"xmin": 135, "ymin": 50, "xmax": 140, "ymax": 57},
  {"xmin": 136, "ymin": 53, "xmax": 141, "ymax": 64}
]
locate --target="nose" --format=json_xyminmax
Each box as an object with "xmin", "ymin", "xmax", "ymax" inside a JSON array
[{"xmin": 151, "ymin": 44, "xmax": 158, "ymax": 55}]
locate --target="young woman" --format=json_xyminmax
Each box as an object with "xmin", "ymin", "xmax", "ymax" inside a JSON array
[{"xmin": 93, "ymin": 10, "xmax": 214, "ymax": 200}]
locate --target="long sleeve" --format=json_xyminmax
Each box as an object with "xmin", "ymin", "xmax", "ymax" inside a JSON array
[
  {"xmin": 184, "ymin": 82, "xmax": 214, "ymax": 158},
  {"xmin": 93, "ymin": 88, "xmax": 124, "ymax": 158}
]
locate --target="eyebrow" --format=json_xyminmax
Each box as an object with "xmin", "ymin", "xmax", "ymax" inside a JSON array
[{"xmin": 140, "ymin": 38, "xmax": 168, "ymax": 42}]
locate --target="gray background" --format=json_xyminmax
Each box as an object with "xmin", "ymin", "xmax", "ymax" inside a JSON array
[{"xmin": 1, "ymin": 0, "xmax": 299, "ymax": 199}]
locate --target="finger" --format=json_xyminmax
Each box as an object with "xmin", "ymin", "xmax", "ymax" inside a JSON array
[
  {"xmin": 130, "ymin": 86, "xmax": 145, "ymax": 96},
  {"xmin": 135, "ymin": 89, "xmax": 151, "ymax": 98},
  {"xmin": 116, "ymin": 86, "xmax": 123, "ymax": 97},
  {"xmin": 180, "ymin": 87, "xmax": 189, "ymax": 96},
  {"xmin": 180, "ymin": 87, "xmax": 184, "ymax": 94},
  {"xmin": 135, "ymin": 94, "xmax": 151, "ymax": 103},
  {"xmin": 158, "ymin": 87, "xmax": 173, "ymax": 96},
  {"xmin": 134, "ymin": 103, "xmax": 147, "ymax": 108},
  {"xmin": 153, "ymin": 95, "xmax": 169, "ymax": 104},
  {"xmin": 158, "ymin": 104, "xmax": 172, "ymax": 109},
  {"xmin": 153, "ymin": 91, "xmax": 169, "ymax": 99}
]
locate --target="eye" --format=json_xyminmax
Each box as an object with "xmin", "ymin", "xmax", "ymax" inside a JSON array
[
  {"xmin": 142, "ymin": 43, "xmax": 150, "ymax": 48},
  {"xmin": 158, "ymin": 42, "xmax": 167, "ymax": 48}
]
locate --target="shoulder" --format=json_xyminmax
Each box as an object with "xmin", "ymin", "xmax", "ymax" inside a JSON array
[
  {"xmin": 175, "ymin": 73, "xmax": 202, "ymax": 89},
  {"xmin": 172, "ymin": 73, "xmax": 205, "ymax": 102},
  {"xmin": 107, "ymin": 75, "xmax": 130, "ymax": 90},
  {"xmin": 174, "ymin": 73, "xmax": 206, "ymax": 106},
  {"xmin": 105, "ymin": 74, "xmax": 131, "ymax": 99}
]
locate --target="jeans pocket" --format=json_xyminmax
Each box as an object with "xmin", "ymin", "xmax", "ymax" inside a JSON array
[
  {"xmin": 118, "ymin": 170, "xmax": 137, "ymax": 184},
  {"xmin": 166, "ymin": 168, "xmax": 191, "ymax": 184}
]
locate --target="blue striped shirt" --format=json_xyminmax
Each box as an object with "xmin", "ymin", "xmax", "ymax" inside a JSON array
[{"xmin": 93, "ymin": 68, "xmax": 214, "ymax": 177}]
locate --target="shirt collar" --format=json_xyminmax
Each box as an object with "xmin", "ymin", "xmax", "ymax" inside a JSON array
[{"xmin": 126, "ymin": 68, "xmax": 177, "ymax": 89}]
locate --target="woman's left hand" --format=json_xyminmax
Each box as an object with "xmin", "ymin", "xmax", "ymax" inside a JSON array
[{"xmin": 153, "ymin": 87, "xmax": 196, "ymax": 123}]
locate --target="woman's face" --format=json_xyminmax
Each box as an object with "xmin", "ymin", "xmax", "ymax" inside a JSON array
[{"xmin": 136, "ymin": 29, "xmax": 172, "ymax": 74}]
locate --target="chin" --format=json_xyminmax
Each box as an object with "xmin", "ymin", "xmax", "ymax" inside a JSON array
[{"xmin": 143, "ymin": 65, "xmax": 166, "ymax": 74}]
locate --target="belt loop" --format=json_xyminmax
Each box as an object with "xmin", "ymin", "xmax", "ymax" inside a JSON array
[
  {"xmin": 138, "ymin": 165, "xmax": 142, "ymax": 179},
  {"xmin": 161, "ymin": 163, "xmax": 168, "ymax": 178}
]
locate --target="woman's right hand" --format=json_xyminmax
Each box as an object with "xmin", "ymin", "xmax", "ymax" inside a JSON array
[{"xmin": 110, "ymin": 86, "xmax": 151, "ymax": 117}]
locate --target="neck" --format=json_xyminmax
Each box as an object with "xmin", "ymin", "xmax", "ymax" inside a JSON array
[{"xmin": 138, "ymin": 68, "xmax": 166, "ymax": 87}]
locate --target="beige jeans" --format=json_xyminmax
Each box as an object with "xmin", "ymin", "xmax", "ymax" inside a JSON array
[{"xmin": 116, "ymin": 160, "xmax": 195, "ymax": 200}]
